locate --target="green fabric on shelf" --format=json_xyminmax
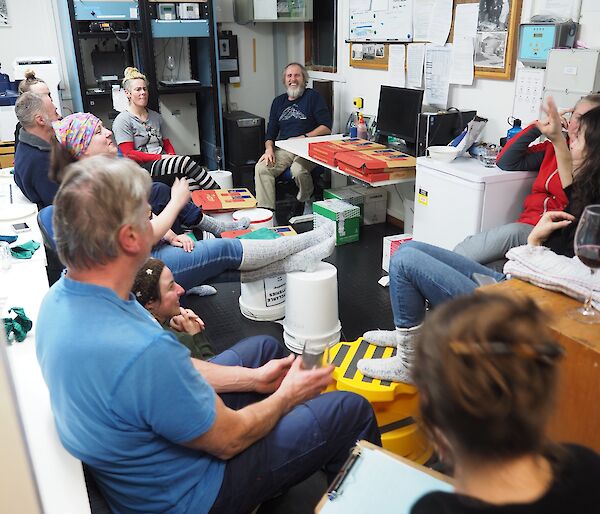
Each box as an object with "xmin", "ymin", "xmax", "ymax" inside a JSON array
[
  {"xmin": 237, "ymin": 228, "xmax": 281, "ymax": 240},
  {"xmin": 10, "ymin": 240, "xmax": 40, "ymax": 259},
  {"xmin": 3, "ymin": 307, "xmax": 32, "ymax": 344}
]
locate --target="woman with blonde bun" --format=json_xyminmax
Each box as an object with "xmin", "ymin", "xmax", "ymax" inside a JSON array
[{"xmin": 112, "ymin": 67, "xmax": 219, "ymax": 191}]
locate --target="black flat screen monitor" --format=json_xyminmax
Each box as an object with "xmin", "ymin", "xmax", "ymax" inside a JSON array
[{"xmin": 376, "ymin": 86, "xmax": 424, "ymax": 144}]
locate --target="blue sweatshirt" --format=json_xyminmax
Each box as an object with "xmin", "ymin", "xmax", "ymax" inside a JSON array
[
  {"xmin": 265, "ymin": 88, "xmax": 332, "ymax": 142},
  {"xmin": 13, "ymin": 129, "xmax": 57, "ymax": 209}
]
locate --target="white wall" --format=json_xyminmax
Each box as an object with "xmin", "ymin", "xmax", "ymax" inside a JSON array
[
  {"xmin": 0, "ymin": 0, "xmax": 68, "ymax": 96},
  {"xmin": 218, "ymin": 21, "xmax": 276, "ymax": 121}
]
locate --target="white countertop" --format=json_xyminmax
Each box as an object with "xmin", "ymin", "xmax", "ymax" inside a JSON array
[
  {"xmin": 276, "ymin": 135, "xmax": 416, "ymax": 187},
  {"xmin": 416, "ymin": 155, "xmax": 537, "ymax": 184},
  {"xmin": 1, "ymin": 179, "xmax": 90, "ymax": 514}
]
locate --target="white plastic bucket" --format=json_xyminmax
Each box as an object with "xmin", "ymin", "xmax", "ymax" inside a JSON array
[
  {"xmin": 282, "ymin": 262, "xmax": 341, "ymax": 354},
  {"xmin": 239, "ymin": 274, "xmax": 286, "ymax": 321},
  {"xmin": 208, "ymin": 170, "xmax": 233, "ymax": 189},
  {"xmin": 233, "ymin": 207, "xmax": 274, "ymax": 230}
]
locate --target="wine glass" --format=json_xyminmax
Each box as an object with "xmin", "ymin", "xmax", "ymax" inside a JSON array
[
  {"xmin": 213, "ymin": 146, "xmax": 222, "ymax": 171},
  {"xmin": 568, "ymin": 204, "xmax": 600, "ymax": 323},
  {"xmin": 166, "ymin": 55, "xmax": 176, "ymax": 83}
]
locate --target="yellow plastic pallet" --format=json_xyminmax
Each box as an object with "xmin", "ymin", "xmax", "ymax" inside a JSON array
[{"xmin": 326, "ymin": 338, "xmax": 432, "ymax": 462}]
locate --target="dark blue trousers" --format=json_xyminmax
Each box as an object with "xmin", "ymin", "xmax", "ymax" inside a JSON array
[
  {"xmin": 149, "ymin": 182, "xmax": 202, "ymax": 233},
  {"xmin": 208, "ymin": 336, "xmax": 381, "ymax": 514}
]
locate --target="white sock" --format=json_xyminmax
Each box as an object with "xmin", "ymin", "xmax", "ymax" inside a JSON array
[
  {"xmin": 238, "ymin": 222, "xmax": 334, "ymax": 271},
  {"xmin": 362, "ymin": 325, "xmax": 422, "ymax": 348},
  {"xmin": 197, "ymin": 214, "xmax": 250, "ymax": 236},
  {"xmin": 240, "ymin": 235, "xmax": 335, "ymax": 282}
]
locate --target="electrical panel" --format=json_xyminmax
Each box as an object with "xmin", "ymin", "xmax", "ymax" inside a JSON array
[
  {"xmin": 518, "ymin": 22, "xmax": 578, "ymax": 68},
  {"xmin": 73, "ymin": 0, "xmax": 139, "ymax": 21},
  {"xmin": 218, "ymin": 31, "xmax": 239, "ymax": 84},
  {"xmin": 543, "ymin": 49, "xmax": 600, "ymax": 110}
]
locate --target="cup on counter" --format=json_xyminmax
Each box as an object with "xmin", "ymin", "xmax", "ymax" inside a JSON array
[
  {"xmin": 480, "ymin": 145, "xmax": 499, "ymax": 168},
  {"xmin": 0, "ymin": 241, "xmax": 12, "ymax": 271}
]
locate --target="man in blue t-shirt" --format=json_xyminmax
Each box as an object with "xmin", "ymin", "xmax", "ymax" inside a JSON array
[
  {"xmin": 37, "ymin": 155, "xmax": 380, "ymax": 514},
  {"xmin": 255, "ymin": 62, "xmax": 332, "ymax": 211}
]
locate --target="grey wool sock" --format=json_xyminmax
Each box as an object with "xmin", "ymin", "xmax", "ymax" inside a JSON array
[
  {"xmin": 237, "ymin": 221, "xmax": 334, "ymax": 271},
  {"xmin": 362, "ymin": 325, "xmax": 422, "ymax": 348},
  {"xmin": 357, "ymin": 337, "xmax": 416, "ymax": 384},
  {"xmin": 240, "ymin": 235, "xmax": 335, "ymax": 282},
  {"xmin": 196, "ymin": 214, "xmax": 250, "ymax": 236}
]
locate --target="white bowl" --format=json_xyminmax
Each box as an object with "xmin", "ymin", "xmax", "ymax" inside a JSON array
[{"xmin": 427, "ymin": 146, "xmax": 460, "ymax": 163}]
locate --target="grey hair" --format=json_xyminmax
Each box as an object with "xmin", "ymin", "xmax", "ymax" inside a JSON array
[
  {"xmin": 578, "ymin": 93, "xmax": 600, "ymax": 107},
  {"xmin": 281, "ymin": 62, "xmax": 309, "ymax": 86},
  {"xmin": 53, "ymin": 155, "xmax": 152, "ymax": 270},
  {"xmin": 15, "ymin": 92, "xmax": 46, "ymax": 128}
]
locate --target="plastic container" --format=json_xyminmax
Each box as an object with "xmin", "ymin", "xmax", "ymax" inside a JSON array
[
  {"xmin": 282, "ymin": 262, "xmax": 342, "ymax": 354},
  {"xmin": 233, "ymin": 207, "xmax": 273, "ymax": 229},
  {"xmin": 426, "ymin": 146, "xmax": 459, "ymax": 163},
  {"xmin": 357, "ymin": 113, "xmax": 368, "ymax": 140},
  {"xmin": 506, "ymin": 118, "xmax": 522, "ymax": 142},
  {"xmin": 208, "ymin": 170, "xmax": 233, "ymax": 189},
  {"xmin": 239, "ymin": 274, "xmax": 286, "ymax": 321}
]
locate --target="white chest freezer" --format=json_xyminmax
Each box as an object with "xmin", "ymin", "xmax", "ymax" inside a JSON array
[{"xmin": 413, "ymin": 156, "xmax": 536, "ymax": 250}]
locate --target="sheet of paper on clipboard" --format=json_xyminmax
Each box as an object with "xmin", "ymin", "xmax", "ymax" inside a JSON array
[{"xmin": 316, "ymin": 441, "xmax": 452, "ymax": 514}]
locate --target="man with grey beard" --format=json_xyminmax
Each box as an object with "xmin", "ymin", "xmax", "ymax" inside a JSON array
[{"xmin": 254, "ymin": 62, "xmax": 332, "ymax": 212}]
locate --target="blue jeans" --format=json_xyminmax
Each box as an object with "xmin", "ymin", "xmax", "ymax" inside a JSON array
[
  {"xmin": 149, "ymin": 182, "xmax": 201, "ymax": 233},
  {"xmin": 208, "ymin": 337, "xmax": 381, "ymax": 514},
  {"xmin": 390, "ymin": 241, "xmax": 506, "ymax": 328},
  {"xmin": 152, "ymin": 238, "xmax": 243, "ymax": 290}
]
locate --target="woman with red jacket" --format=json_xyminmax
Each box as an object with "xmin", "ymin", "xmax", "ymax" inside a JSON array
[
  {"xmin": 112, "ymin": 67, "xmax": 219, "ymax": 191},
  {"xmin": 453, "ymin": 94, "xmax": 600, "ymax": 264}
]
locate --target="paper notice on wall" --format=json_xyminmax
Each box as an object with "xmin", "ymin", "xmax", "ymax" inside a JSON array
[
  {"xmin": 453, "ymin": 3, "xmax": 478, "ymax": 39},
  {"xmin": 427, "ymin": 0, "xmax": 452, "ymax": 45},
  {"xmin": 413, "ymin": 0, "xmax": 434, "ymax": 41},
  {"xmin": 371, "ymin": 0, "xmax": 390, "ymax": 11},
  {"xmin": 378, "ymin": 0, "xmax": 414, "ymax": 41},
  {"xmin": 424, "ymin": 44, "xmax": 452, "ymax": 108},
  {"xmin": 539, "ymin": 0, "xmax": 582, "ymax": 19},
  {"xmin": 388, "ymin": 45, "xmax": 406, "ymax": 86},
  {"xmin": 350, "ymin": 11, "xmax": 377, "ymax": 40},
  {"xmin": 449, "ymin": 37, "xmax": 474, "ymax": 85},
  {"xmin": 253, "ymin": 0, "xmax": 277, "ymax": 19},
  {"xmin": 512, "ymin": 67, "xmax": 546, "ymax": 126},
  {"xmin": 407, "ymin": 43, "xmax": 426, "ymax": 88},
  {"xmin": 350, "ymin": 0, "xmax": 373, "ymax": 12}
]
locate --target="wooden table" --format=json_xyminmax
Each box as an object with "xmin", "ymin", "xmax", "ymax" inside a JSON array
[{"xmin": 484, "ymin": 279, "xmax": 600, "ymax": 452}]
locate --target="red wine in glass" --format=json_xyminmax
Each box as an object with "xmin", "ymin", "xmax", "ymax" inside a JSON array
[
  {"xmin": 577, "ymin": 244, "xmax": 600, "ymax": 270},
  {"xmin": 569, "ymin": 205, "xmax": 600, "ymax": 323}
]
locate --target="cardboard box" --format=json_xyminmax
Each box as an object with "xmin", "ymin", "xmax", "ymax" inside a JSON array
[
  {"xmin": 313, "ymin": 199, "xmax": 360, "ymax": 246},
  {"xmin": 191, "ymin": 188, "xmax": 256, "ymax": 212},
  {"xmin": 382, "ymin": 234, "xmax": 413, "ymax": 272},
  {"xmin": 337, "ymin": 163, "xmax": 416, "ymax": 183},
  {"xmin": 335, "ymin": 148, "xmax": 416, "ymax": 176},
  {"xmin": 308, "ymin": 138, "xmax": 386, "ymax": 166},
  {"xmin": 324, "ymin": 185, "xmax": 388, "ymax": 225},
  {"xmin": 349, "ymin": 184, "xmax": 388, "ymax": 225},
  {"xmin": 0, "ymin": 141, "xmax": 15, "ymax": 168}
]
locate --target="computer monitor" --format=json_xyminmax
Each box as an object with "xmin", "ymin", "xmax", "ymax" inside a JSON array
[{"xmin": 376, "ymin": 86, "xmax": 424, "ymax": 145}]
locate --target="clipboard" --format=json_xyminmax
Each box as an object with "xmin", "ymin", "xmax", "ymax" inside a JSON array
[{"xmin": 316, "ymin": 441, "xmax": 453, "ymax": 514}]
